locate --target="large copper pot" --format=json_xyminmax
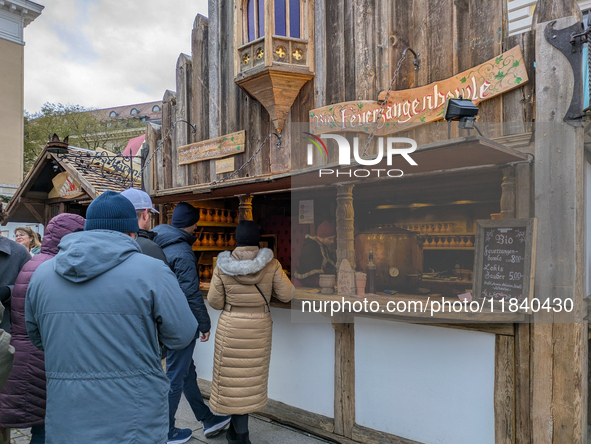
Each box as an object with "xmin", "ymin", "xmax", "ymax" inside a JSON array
[{"xmin": 355, "ymin": 227, "xmax": 423, "ymax": 290}]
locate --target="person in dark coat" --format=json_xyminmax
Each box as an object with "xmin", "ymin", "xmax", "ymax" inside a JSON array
[
  {"xmin": 0, "ymin": 213, "xmax": 85, "ymax": 444},
  {"xmin": 121, "ymin": 188, "xmax": 169, "ymax": 265},
  {"xmin": 0, "ymin": 233, "xmax": 30, "ymax": 333},
  {"xmin": 25, "ymin": 191, "xmax": 198, "ymax": 444},
  {"xmin": 153, "ymin": 203, "xmax": 230, "ymax": 443},
  {"xmin": 0, "ymin": 302, "xmax": 13, "ymax": 391},
  {"xmin": 294, "ymin": 221, "xmax": 337, "ymax": 287}
]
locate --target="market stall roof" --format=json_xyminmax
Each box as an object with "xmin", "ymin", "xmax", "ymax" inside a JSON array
[
  {"xmin": 2, "ymin": 146, "xmax": 140, "ymax": 225},
  {"xmin": 122, "ymin": 134, "xmax": 146, "ymax": 157},
  {"xmin": 150, "ymin": 135, "xmax": 530, "ymax": 204}
]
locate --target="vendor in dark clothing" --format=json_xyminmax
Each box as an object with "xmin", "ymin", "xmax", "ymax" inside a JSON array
[{"xmin": 294, "ymin": 221, "xmax": 337, "ymax": 287}]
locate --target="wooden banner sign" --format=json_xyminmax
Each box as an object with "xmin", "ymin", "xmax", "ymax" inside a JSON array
[
  {"xmin": 49, "ymin": 172, "xmax": 84, "ymax": 199},
  {"xmin": 309, "ymin": 45, "xmax": 528, "ymax": 136},
  {"xmin": 178, "ymin": 130, "xmax": 245, "ymax": 165}
]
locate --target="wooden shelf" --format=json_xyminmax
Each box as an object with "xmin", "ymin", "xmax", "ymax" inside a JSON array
[
  {"xmin": 423, "ymin": 247, "xmax": 475, "ymax": 250},
  {"xmin": 192, "ymin": 246, "xmax": 234, "ymax": 251},
  {"xmin": 196, "ymin": 221, "xmax": 237, "ymax": 227}
]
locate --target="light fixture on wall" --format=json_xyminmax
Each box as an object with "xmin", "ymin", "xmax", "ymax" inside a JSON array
[{"xmin": 444, "ymin": 97, "xmax": 482, "ymax": 138}]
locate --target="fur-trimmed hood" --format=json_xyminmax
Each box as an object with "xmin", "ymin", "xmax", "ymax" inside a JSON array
[{"xmin": 216, "ymin": 246, "xmax": 274, "ymax": 285}]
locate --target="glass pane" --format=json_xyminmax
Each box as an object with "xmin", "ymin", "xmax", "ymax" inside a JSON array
[
  {"xmin": 289, "ymin": 0, "xmax": 300, "ymax": 38},
  {"xmin": 258, "ymin": 0, "xmax": 265, "ymax": 38},
  {"xmin": 275, "ymin": 0, "xmax": 286, "ymax": 36},
  {"xmin": 247, "ymin": 0, "xmax": 255, "ymax": 42}
]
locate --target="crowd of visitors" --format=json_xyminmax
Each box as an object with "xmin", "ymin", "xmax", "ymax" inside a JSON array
[{"xmin": 0, "ymin": 189, "xmax": 293, "ymax": 444}]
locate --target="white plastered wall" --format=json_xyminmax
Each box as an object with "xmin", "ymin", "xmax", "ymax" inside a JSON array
[
  {"xmin": 194, "ymin": 303, "xmax": 335, "ymax": 418},
  {"xmin": 355, "ymin": 317, "xmax": 495, "ymax": 444}
]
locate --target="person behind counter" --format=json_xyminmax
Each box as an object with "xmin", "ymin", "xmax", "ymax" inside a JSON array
[
  {"xmin": 207, "ymin": 220, "xmax": 293, "ymax": 444},
  {"xmin": 294, "ymin": 220, "xmax": 337, "ymax": 287}
]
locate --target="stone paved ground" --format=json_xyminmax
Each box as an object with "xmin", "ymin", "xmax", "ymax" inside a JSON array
[{"xmin": 10, "ymin": 395, "xmax": 332, "ymax": 444}]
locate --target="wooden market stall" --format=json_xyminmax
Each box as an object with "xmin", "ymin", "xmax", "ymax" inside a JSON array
[
  {"xmin": 143, "ymin": 1, "xmax": 589, "ymax": 443},
  {"xmin": 1, "ymin": 138, "xmax": 141, "ymax": 226}
]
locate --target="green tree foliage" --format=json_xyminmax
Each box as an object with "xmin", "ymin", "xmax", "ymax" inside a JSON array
[{"xmin": 24, "ymin": 103, "xmax": 145, "ymax": 175}]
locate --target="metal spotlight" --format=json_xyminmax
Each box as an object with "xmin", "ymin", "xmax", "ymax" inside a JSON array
[{"xmin": 444, "ymin": 97, "xmax": 480, "ymax": 138}]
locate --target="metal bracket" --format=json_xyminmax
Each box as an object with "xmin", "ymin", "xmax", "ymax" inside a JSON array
[{"xmin": 544, "ymin": 20, "xmax": 587, "ymax": 126}]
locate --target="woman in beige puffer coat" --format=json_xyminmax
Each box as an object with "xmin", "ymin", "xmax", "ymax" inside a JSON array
[{"xmin": 208, "ymin": 220, "xmax": 293, "ymax": 444}]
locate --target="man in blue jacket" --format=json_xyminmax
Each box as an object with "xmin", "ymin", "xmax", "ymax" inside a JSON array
[
  {"xmin": 25, "ymin": 191, "xmax": 198, "ymax": 444},
  {"xmin": 153, "ymin": 203, "xmax": 231, "ymax": 443}
]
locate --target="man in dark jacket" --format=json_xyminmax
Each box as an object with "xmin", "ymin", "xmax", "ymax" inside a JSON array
[
  {"xmin": 153, "ymin": 203, "xmax": 230, "ymax": 443},
  {"xmin": 121, "ymin": 188, "xmax": 169, "ymax": 265},
  {"xmin": 25, "ymin": 191, "xmax": 198, "ymax": 444},
  {"xmin": 0, "ymin": 233, "xmax": 30, "ymax": 333}
]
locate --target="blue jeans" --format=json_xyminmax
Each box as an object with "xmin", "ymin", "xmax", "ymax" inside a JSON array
[{"xmin": 167, "ymin": 337, "xmax": 214, "ymax": 431}]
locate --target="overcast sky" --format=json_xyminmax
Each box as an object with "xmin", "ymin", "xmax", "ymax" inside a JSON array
[{"xmin": 23, "ymin": 0, "xmax": 208, "ymax": 114}]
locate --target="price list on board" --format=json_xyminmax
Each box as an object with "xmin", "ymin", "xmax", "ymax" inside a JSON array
[{"xmin": 478, "ymin": 227, "xmax": 528, "ymax": 302}]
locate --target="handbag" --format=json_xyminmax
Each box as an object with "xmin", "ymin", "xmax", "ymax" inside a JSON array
[{"xmin": 254, "ymin": 284, "xmax": 271, "ymax": 312}]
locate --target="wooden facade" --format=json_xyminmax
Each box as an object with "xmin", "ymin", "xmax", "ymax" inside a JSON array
[{"xmin": 144, "ymin": 1, "xmax": 590, "ymax": 443}]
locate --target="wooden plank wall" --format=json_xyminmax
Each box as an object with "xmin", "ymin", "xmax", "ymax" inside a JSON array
[{"xmin": 150, "ymin": 0, "xmax": 535, "ymax": 191}]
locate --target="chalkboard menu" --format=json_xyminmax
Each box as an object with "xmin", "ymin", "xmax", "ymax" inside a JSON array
[{"xmin": 473, "ymin": 219, "xmax": 537, "ymax": 302}]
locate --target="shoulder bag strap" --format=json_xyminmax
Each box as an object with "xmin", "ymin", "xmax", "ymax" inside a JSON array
[{"xmin": 254, "ymin": 284, "xmax": 271, "ymax": 313}]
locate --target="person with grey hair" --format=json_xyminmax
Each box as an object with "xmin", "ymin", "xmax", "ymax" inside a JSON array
[{"xmin": 25, "ymin": 191, "xmax": 198, "ymax": 444}]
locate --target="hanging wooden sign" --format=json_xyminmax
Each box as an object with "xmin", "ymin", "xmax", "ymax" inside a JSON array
[
  {"xmin": 215, "ymin": 157, "xmax": 235, "ymax": 174},
  {"xmin": 49, "ymin": 172, "xmax": 84, "ymax": 199},
  {"xmin": 309, "ymin": 45, "xmax": 529, "ymax": 136},
  {"xmin": 178, "ymin": 130, "xmax": 246, "ymax": 165}
]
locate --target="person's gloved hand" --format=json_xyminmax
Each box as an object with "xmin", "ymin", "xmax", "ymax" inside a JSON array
[{"xmin": 0, "ymin": 287, "xmax": 10, "ymax": 304}]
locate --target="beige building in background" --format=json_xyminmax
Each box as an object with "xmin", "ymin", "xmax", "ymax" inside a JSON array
[{"xmin": 0, "ymin": 0, "xmax": 43, "ymax": 198}]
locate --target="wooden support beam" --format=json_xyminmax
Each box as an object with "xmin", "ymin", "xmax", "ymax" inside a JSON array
[
  {"xmin": 174, "ymin": 53, "xmax": 192, "ymax": 188},
  {"xmin": 336, "ymin": 184, "xmax": 355, "ymax": 270},
  {"xmin": 333, "ymin": 318, "xmax": 355, "ymax": 438},
  {"xmin": 532, "ymin": 0, "xmax": 582, "ymax": 25},
  {"xmin": 351, "ymin": 424, "xmax": 423, "ymax": 444},
  {"xmin": 500, "ymin": 166, "xmax": 516, "ymax": 219},
  {"xmin": 514, "ymin": 132, "xmax": 532, "ymax": 444},
  {"xmin": 24, "ymin": 203, "xmax": 44, "ymax": 224},
  {"xmin": 495, "ymin": 334, "xmax": 515, "ymax": 444},
  {"xmin": 533, "ymin": 16, "xmax": 588, "ymax": 444},
  {"xmin": 238, "ymin": 194, "xmax": 253, "ymax": 221}
]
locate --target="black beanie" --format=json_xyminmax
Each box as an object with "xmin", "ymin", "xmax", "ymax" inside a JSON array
[
  {"xmin": 235, "ymin": 220, "xmax": 260, "ymax": 247},
  {"xmin": 172, "ymin": 202, "xmax": 200, "ymax": 228}
]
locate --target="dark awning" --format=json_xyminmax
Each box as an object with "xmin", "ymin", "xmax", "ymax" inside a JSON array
[{"xmin": 150, "ymin": 135, "xmax": 529, "ymax": 203}]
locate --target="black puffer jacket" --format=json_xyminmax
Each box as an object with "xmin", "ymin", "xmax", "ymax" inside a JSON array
[
  {"xmin": 152, "ymin": 224, "xmax": 211, "ymax": 334},
  {"xmin": 136, "ymin": 229, "xmax": 169, "ymax": 266}
]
